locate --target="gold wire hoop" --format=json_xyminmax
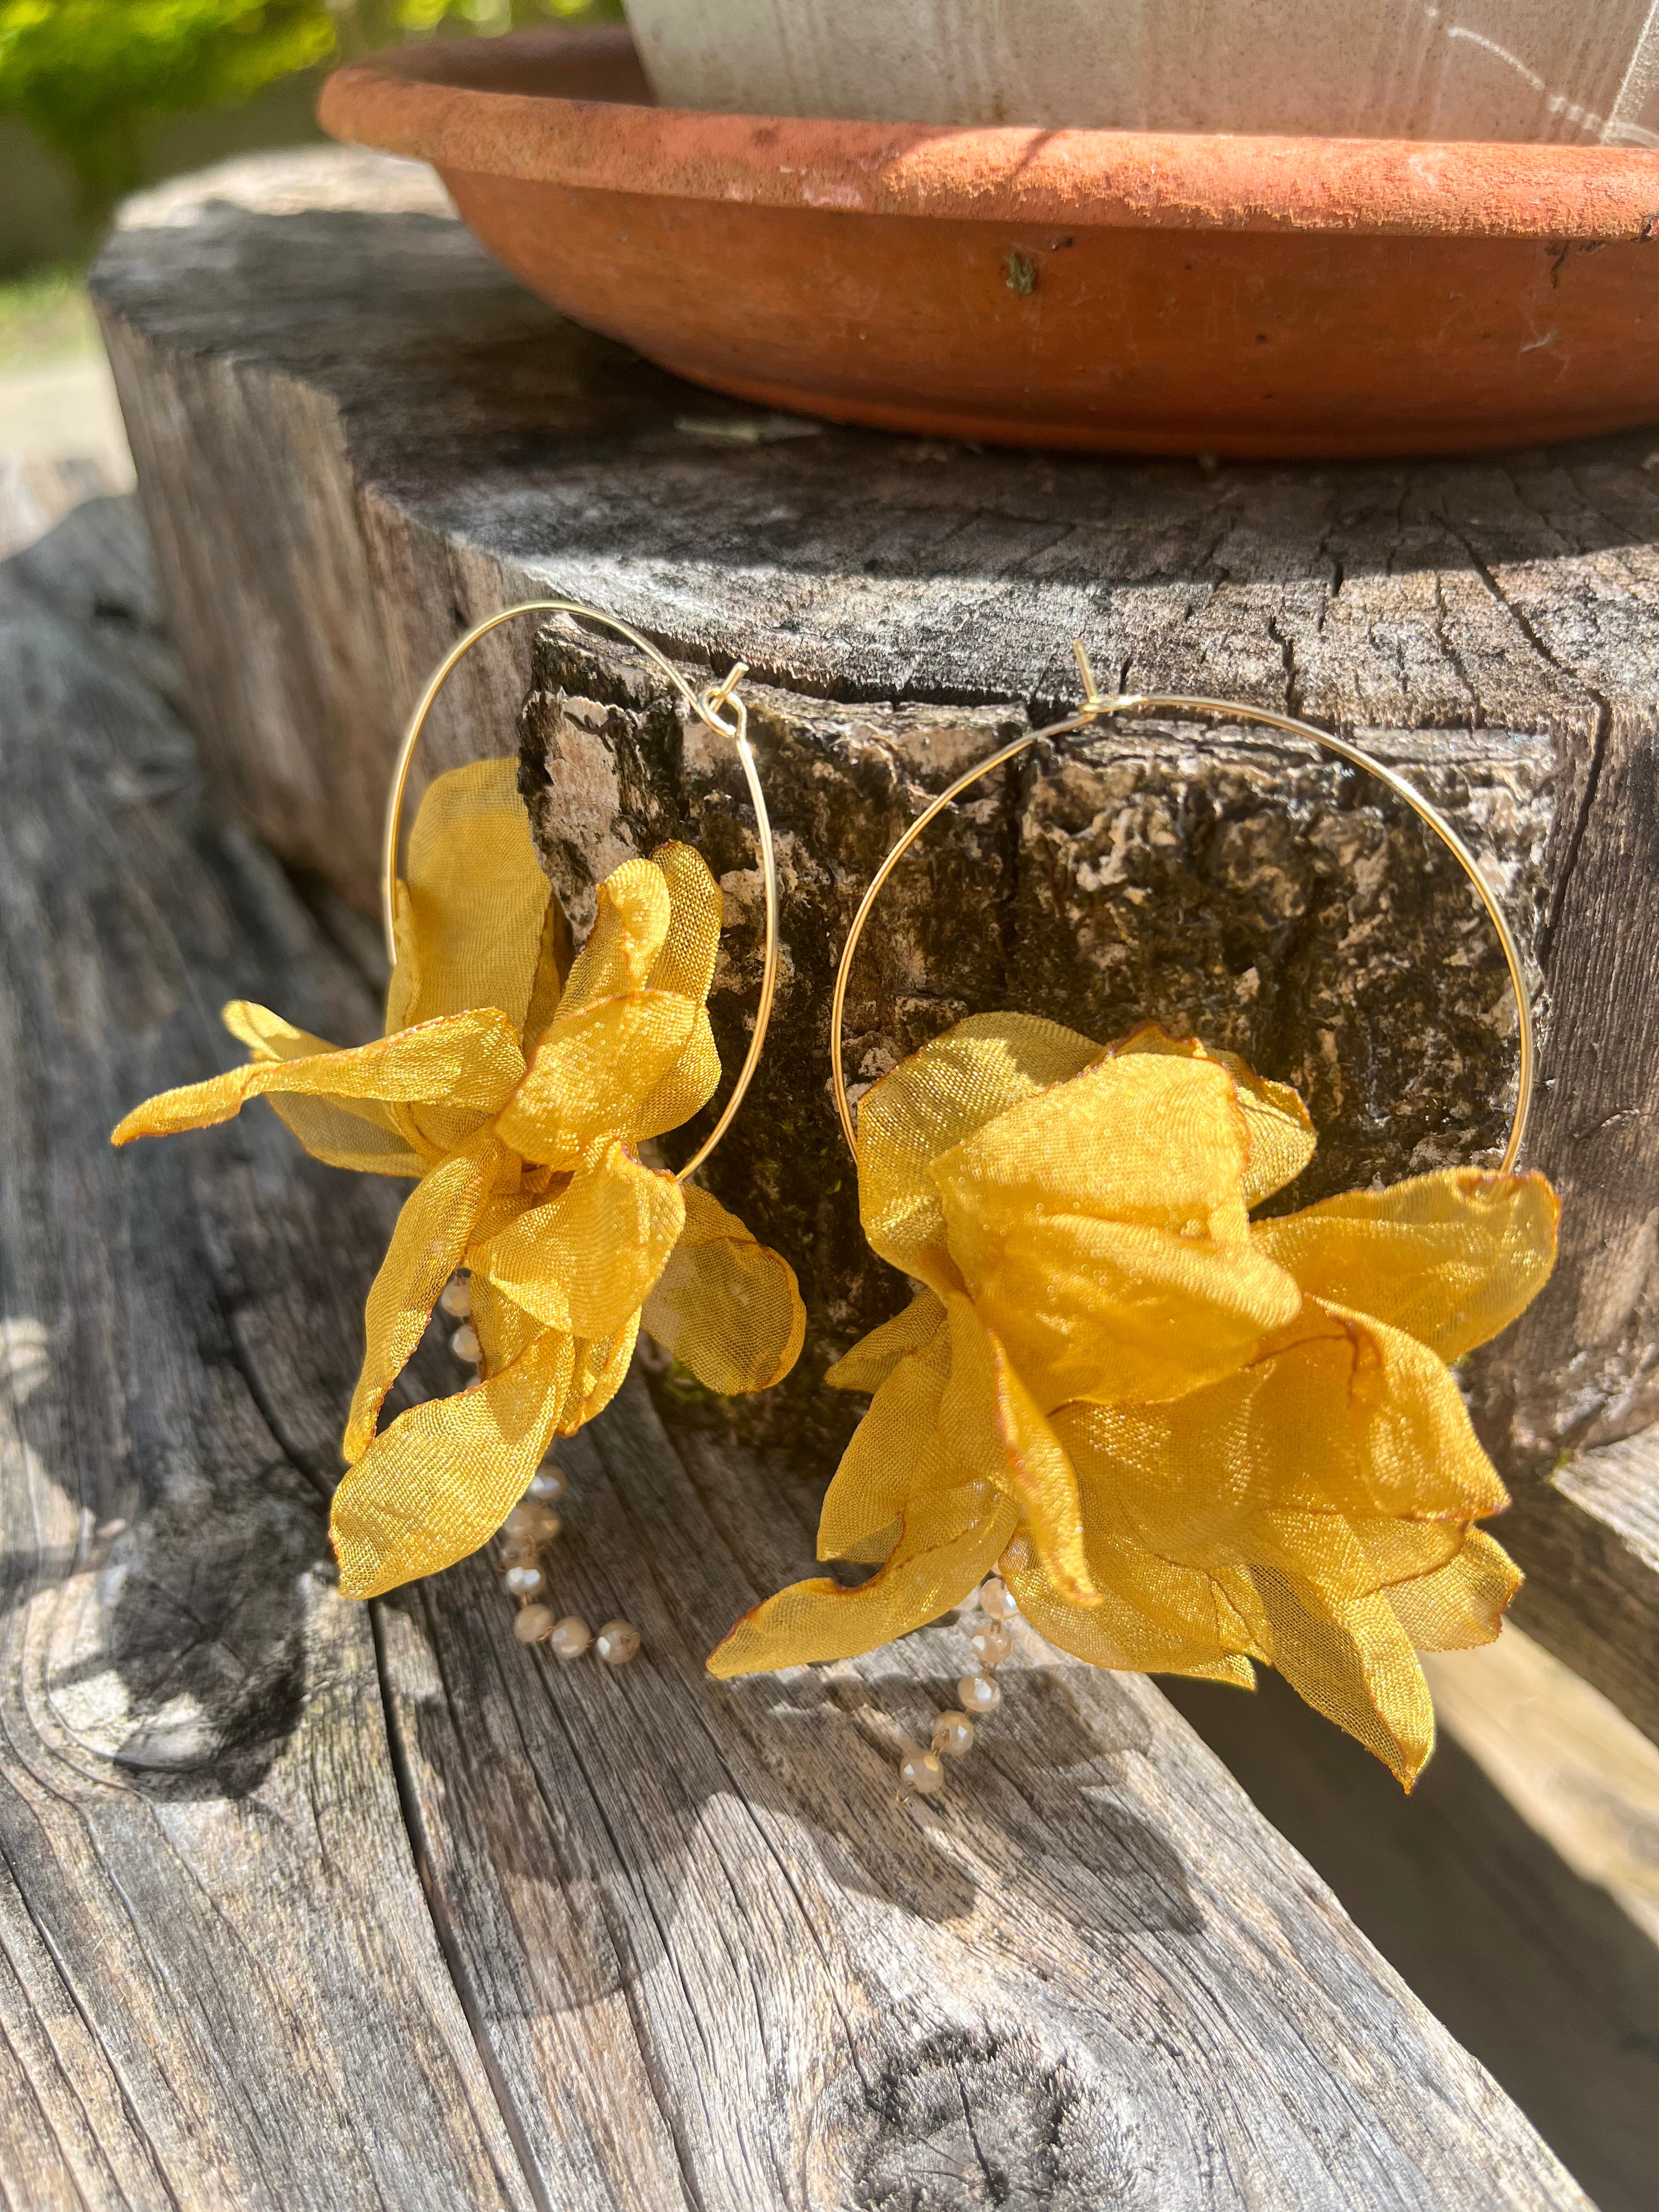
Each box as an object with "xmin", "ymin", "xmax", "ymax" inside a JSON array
[
  {"xmin": 830, "ymin": 642, "xmax": 1534, "ymax": 1176},
  {"xmin": 384, "ymin": 599, "xmax": 778, "ymax": 1187}
]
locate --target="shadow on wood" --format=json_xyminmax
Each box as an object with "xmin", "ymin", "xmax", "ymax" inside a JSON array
[{"xmin": 1164, "ymin": 1664, "xmax": 1659, "ymax": 2212}]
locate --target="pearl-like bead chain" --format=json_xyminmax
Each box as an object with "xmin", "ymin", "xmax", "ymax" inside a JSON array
[{"xmin": 897, "ymin": 1574, "xmax": 1017, "ymax": 1801}]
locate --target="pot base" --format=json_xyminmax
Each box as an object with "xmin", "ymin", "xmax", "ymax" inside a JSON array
[{"xmin": 326, "ymin": 27, "xmax": 1659, "ymax": 460}]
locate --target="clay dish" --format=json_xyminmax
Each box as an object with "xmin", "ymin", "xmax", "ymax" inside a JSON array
[{"xmin": 321, "ymin": 25, "xmax": 1659, "ymax": 459}]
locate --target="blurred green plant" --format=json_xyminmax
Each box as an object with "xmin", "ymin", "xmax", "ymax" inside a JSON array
[{"xmin": 0, "ymin": 0, "xmax": 621, "ymax": 207}]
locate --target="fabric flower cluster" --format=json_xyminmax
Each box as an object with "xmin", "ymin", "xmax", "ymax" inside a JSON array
[
  {"xmin": 115, "ymin": 759, "xmax": 804, "ymax": 1599},
  {"xmin": 710, "ymin": 1013, "xmax": 1555, "ymax": 1785}
]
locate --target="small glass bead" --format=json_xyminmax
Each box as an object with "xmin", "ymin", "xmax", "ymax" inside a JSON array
[
  {"xmin": 450, "ymin": 1322, "xmax": 481, "ymax": 1364},
  {"xmin": 549, "ymin": 1615, "xmax": 591, "ymax": 1660},
  {"xmin": 528, "ymin": 1466, "xmax": 566, "ymax": 1503},
  {"xmin": 439, "ymin": 1275, "xmax": 471, "ymax": 1319},
  {"xmin": 503, "ymin": 1565, "xmax": 544, "ymax": 1598},
  {"xmin": 978, "ymin": 1577, "xmax": 1018, "ymax": 1621},
  {"xmin": 595, "ymin": 1619, "xmax": 640, "ymax": 1665},
  {"xmin": 513, "ymin": 1604, "xmax": 554, "ymax": 1644},
  {"xmin": 931, "ymin": 1712, "xmax": 975, "ymax": 1757},
  {"xmin": 970, "ymin": 1620, "xmax": 1013, "ymax": 1668},
  {"xmin": 900, "ymin": 1750, "xmax": 946, "ymax": 1796},
  {"xmin": 958, "ymin": 1672, "xmax": 1002, "ymax": 1714},
  {"xmin": 504, "ymin": 1501, "xmax": 560, "ymax": 1545}
]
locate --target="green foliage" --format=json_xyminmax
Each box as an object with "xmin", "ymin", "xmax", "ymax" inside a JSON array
[
  {"xmin": 0, "ymin": 0, "xmax": 623, "ymax": 210},
  {"xmin": 0, "ymin": 2, "xmax": 338, "ymax": 198}
]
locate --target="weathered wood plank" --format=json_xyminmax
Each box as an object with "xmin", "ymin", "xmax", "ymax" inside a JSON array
[
  {"xmin": 0, "ymin": 493, "xmax": 532, "ymax": 2211},
  {"xmin": 1, "ymin": 487, "xmax": 1595, "ymax": 2207},
  {"xmin": 379, "ymin": 1376, "xmax": 1595, "ymax": 2209},
  {"xmin": 1165, "ymin": 1640, "xmax": 1659, "ymax": 2212},
  {"xmin": 1505, "ymin": 1428, "xmax": 1659, "ymax": 1747}
]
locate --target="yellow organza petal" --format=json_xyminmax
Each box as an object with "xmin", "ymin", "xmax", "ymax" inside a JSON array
[
  {"xmin": 644, "ymin": 842, "xmax": 722, "ymax": 1005},
  {"xmin": 495, "ymin": 991, "xmax": 699, "ymax": 1166},
  {"xmin": 929, "ymin": 1053, "xmax": 1301, "ymax": 1406},
  {"xmin": 554, "ymin": 1311, "xmax": 641, "ymax": 1435},
  {"xmin": 641, "ymin": 1183, "xmax": 806, "ymax": 1394},
  {"xmin": 825, "ymin": 1289, "xmax": 947, "ymax": 1395},
  {"xmin": 112, "ymin": 1008, "xmax": 526, "ymax": 1146},
  {"xmin": 629, "ymin": 1007, "xmax": 721, "ymax": 1141},
  {"xmin": 1252, "ymin": 1167, "xmax": 1559, "ymax": 1362},
  {"xmin": 935, "ymin": 1295, "xmax": 1096, "ymax": 1605},
  {"xmin": 554, "ymin": 857, "xmax": 671, "ymax": 1020},
  {"xmin": 707, "ymin": 1487, "xmax": 1018, "ymax": 1677},
  {"xmin": 470, "ymin": 1266, "xmax": 544, "ymax": 1375},
  {"xmin": 1000, "ymin": 1532, "xmax": 1266, "ymax": 1678},
  {"xmin": 385, "ymin": 760, "xmax": 551, "ymax": 1037},
  {"xmin": 1053, "ymin": 1300, "xmax": 1506, "ymax": 1564},
  {"xmin": 1385, "ymin": 1527, "xmax": 1522, "ymax": 1651},
  {"xmin": 856, "ymin": 1012, "xmax": 1104, "ymax": 1288},
  {"xmin": 472, "ymin": 1138, "xmax": 684, "ymax": 1340},
  {"xmin": 1107, "ymin": 1023, "xmax": 1317, "ymax": 1205},
  {"xmin": 817, "ymin": 1323, "xmax": 955, "ymax": 1564},
  {"xmin": 941, "ymin": 1211, "xmax": 1302, "ymax": 1411},
  {"xmin": 331, "ymin": 1327, "xmax": 575, "ymax": 1597},
  {"xmin": 1250, "ymin": 1565, "xmax": 1437, "ymax": 1787},
  {"xmin": 220, "ymin": 1001, "xmax": 426, "ymax": 1174},
  {"xmin": 521, "ymin": 894, "xmax": 575, "ymax": 1058},
  {"xmin": 343, "ymin": 1131, "xmax": 505, "ymax": 1463}
]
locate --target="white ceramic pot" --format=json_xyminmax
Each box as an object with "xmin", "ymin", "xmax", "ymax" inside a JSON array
[{"xmin": 621, "ymin": 0, "xmax": 1659, "ymax": 143}]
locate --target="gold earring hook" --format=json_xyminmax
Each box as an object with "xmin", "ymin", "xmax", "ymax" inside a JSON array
[
  {"xmin": 384, "ymin": 600, "xmax": 778, "ymax": 1187},
  {"xmin": 830, "ymin": 682, "xmax": 1534, "ymax": 1176}
]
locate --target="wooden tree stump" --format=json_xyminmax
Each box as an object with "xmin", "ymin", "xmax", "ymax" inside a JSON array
[
  {"xmin": 91, "ymin": 151, "xmax": 1659, "ymax": 1733},
  {"xmin": 0, "ymin": 484, "xmax": 1598, "ymax": 2209}
]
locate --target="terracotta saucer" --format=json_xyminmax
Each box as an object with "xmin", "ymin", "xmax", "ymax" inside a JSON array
[{"xmin": 320, "ymin": 25, "xmax": 1659, "ymax": 459}]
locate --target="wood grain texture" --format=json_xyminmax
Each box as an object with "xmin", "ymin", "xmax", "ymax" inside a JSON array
[
  {"xmin": 0, "ymin": 494, "xmax": 529, "ymax": 2212},
  {"xmin": 89, "ymin": 150, "xmax": 1659, "ymax": 1514},
  {"xmin": 1505, "ymin": 1427, "xmax": 1659, "ymax": 1746},
  {"xmin": 0, "ymin": 489, "xmax": 1595, "ymax": 2208}
]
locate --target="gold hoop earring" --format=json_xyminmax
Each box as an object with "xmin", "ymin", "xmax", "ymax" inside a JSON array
[
  {"xmin": 710, "ymin": 645, "xmax": 1555, "ymax": 1801},
  {"xmin": 116, "ymin": 596, "xmax": 805, "ymax": 1638}
]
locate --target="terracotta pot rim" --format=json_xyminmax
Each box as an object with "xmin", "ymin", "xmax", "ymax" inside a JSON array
[{"xmin": 321, "ymin": 24, "xmax": 1659, "ymax": 242}]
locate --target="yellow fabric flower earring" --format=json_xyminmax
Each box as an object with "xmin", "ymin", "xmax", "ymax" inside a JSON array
[
  {"xmin": 115, "ymin": 601, "xmax": 805, "ymax": 1619},
  {"xmin": 711, "ymin": 647, "xmax": 1557, "ymax": 1793}
]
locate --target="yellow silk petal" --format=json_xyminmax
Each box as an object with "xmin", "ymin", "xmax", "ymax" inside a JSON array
[
  {"xmin": 817, "ymin": 1321, "xmax": 954, "ymax": 1565},
  {"xmin": 385, "ymin": 760, "xmax": 551, "ymax": 1037},
  {"xmin": 1238, "ymin": 1508, "xmax": 1464, "ymax": 1604},
  {"xmin": 708, "ymin": 1486, "xmax": 1019, "ymax": 1678},
  {"xmin": 343, "ymin": 1131, "xmax": 505, "ymax": 1463},
  {"xmin": 1000, "ymin": 1532, "xmax": 1266, "ymax": 1679},
  {"xmin": 220, "ymin": 1001, "xmax": 426, "ymax": 1175},
  {"xmin": 331, "ymin": 1327, "xmax": 575, "ymax": 1597},
  {"xmin": 825, "ymin": 1289, "xmax": 947, "ymax": 1396},
  {"xmin": 554, "ymin": 857, "xmax": 671, "ymax": 1020},
  {"xmin": 495, "ymin": 991, "xmax": 699, "ymax": 1166},
  {"xmin": 112, "ymin": 1008, "xmax": 526, "ymax": 1146},
  {"xmin": 934, "ymin": 1295, "xmax": 1096, "ymax": 1605},
  {"xmin": 856, "ymin": 1012, "xmax": 1104, "ymax": 1289},
  {"xmin": 1252, "ymin": 1167, "xmax": 1559, "ymax": 1362},
  {"xmin": 1107, "ymin": 1023, "xmax": 1317, "ymax": 1206},
  {"xmin": 1251, "ymin": 1564, "xmax": 1437, "ymax": 1787},
  {"xmin": 1385, "ymin": 1527, "xmax": 1521, "ymax": 1651},
  {"xmin": 472, "ymin": 1139, "xmax": 684, "ymax": 1340},
  {"xmin": 641, "ymin": 1183, "xmax": 806, "ymax": 1394},
  {"xmin": 644, "ymin": 842, "xmax": 722, "ymax": 1004}
]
